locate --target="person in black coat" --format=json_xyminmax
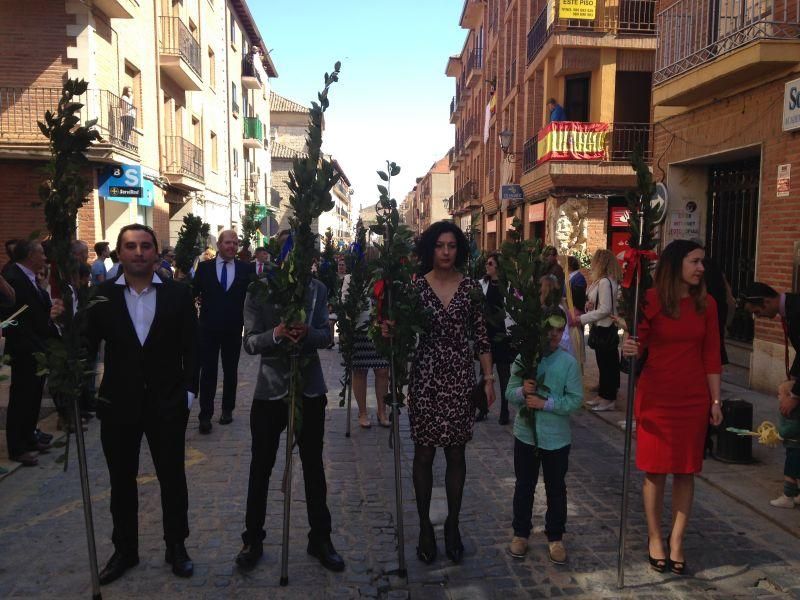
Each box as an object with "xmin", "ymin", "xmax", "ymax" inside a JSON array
[
  {"xmin": 192, "ymin": 230, "xmax": 254, "ymax": 433},
  {"xmin": 2, "ymin": 240, "xmax": 63, "ymax": 466},
  {"xmin": 743, "ymin": 282, "xmax": 800, "ymax": 406},
  {"xmin": 86, "ymin": 224, "xmax": 198, "ymax": 585}
]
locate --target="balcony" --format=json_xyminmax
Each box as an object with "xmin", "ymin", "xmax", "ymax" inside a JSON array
[
  {"xmin": 521, "ymin": 121, "xmax": 652, "ymax": 190},
  {"xmin": 450, "ymin": 96, "xmax": 459, "ymax": 124},
  {"xmin": 241, "ymin": 55, "xmax": 264, "ymax": 90},
  {"xmin": 527, "ymin": 0, "xmax": 657, "ymax": 65},
  {"xmin": 159, "ymin": 16, "xmax": 202, "ymax": 91},
  {"xmin": 465, "ymin": 48, "xmax": 483, "ymax": 87},
  {"xmin": 93, "ymin": 0, "xmax": 136, "ymax": 18},
  {"xmin": 487, "ymin": 167, "xmax": 495, "ymax": 194},
  {"xmin": 505, "ymin": 58, "xmax": 517, "ymax": 93},
  {"xmin": 460, "ymin": 0, "xmax": 484, "ymax": 29},
  {"xmin": 243, "ymin": 116, "xmax": 264, "ymax": 150},
  {"xmin": 163, "ymin": 135, "xmax": 204, "ymax": 189},
  {"xmin": 0, "ymin": 87, "xmax": 139, "ymax": 162},
  {"xmin": 654, "ymin": 0, "xmax": 800, "ymax": 106},
  {"xmin": 463, "ymin": 117, "xmax": 481, "ymax": 150}
]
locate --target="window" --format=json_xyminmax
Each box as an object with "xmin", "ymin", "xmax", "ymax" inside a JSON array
[
  {"xmin": 233, "ymin": 148, "xmax": 239, "ymax": 175},
  {"xmin": 191, "ymin": 115, "xmax": 201, "ymax": 147},
  {"xmin": 230, "ymin": 13, "xmax": 236, "ymax": 47},
  {"xmin": 210, "ymin": 131, "xmax": 218, "ymax": 171},
  {"xmin": 208, "ymin": 48, "xmax": 216, "ymax": 90},
  {"xmin": 231, "ymin": 82, "xmax": 239, "ymax": 115},
  {"xmin": 123, "ymin": 62, "xmax": 142, "ymax": 129}
]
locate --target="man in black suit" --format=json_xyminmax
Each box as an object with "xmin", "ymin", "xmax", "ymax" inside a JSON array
[
  {"xmin": 86, "ymin": 224, "xmax": 197, "ymax": 585},
  {"xmin": 743, "ymin": 282, "xmax": 800, "ymax": 413},
  {"xmin": 2, "ymin": 240, "xmax": 63, "ymax": 466},
  {"xmin": 193, "ymin": 229, "xmax": 253, "ymax": 433}
]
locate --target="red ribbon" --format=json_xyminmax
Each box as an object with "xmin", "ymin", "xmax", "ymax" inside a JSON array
[
  {"xmin": 622, "ymin": 248, "xmax": 658, "ymax": 289},
  {"xmin": 373, "ymin": 279, "xmax": 386, "ymax": 320}
]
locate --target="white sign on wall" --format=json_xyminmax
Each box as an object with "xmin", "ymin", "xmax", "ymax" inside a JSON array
[
  {"xmin": 783, "ymin": 77, "xmax": 800, "ymax": 132},
  {"xmin": 667, "ymin": 205, "xmax": 700, "ymax": 240}
]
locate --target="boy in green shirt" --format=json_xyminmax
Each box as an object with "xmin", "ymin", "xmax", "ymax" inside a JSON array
[{"xmin": 506, "ymin": 320, "xmax": 583, "ymax": 564}]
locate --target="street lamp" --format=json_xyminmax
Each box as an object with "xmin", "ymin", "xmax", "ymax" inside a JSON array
[{"xmin": 498, "ymin": 129, "xmax": 519, "ymax": 163}]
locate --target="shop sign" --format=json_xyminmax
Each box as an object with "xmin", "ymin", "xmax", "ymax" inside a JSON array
[
  {"xmin": 527, "ymin": 202, "xmax": 545, "ymax": 222},
  {"xmin": 610, "ymin": 207, "xmax": 630, "ymax": 228},
  {"xmin": 500, "ymin": 184, "xmax": 524, "ymax": 202},
  {"xmin": 98, "ymin": 164, "xmax": 142, "ymax": 201},
  {"xmin": 783, "ymin": 77, "xmax": 800, "ymax": 132},
  {"xmin": 559, "ymin": 0, "xmax": 597, "ymax": 21},
  {"xmin": 667, "ymin": 201, "xmax": 700, "ymax": 239},
  {"xmin": 778, "ymin": 163, "xmax": 791, "ymax": 197}
]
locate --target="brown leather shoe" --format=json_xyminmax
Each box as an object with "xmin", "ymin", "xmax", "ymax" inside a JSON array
[{"xmin": 10, "ymin": 452, "xmax": 39, "ymax": 467}]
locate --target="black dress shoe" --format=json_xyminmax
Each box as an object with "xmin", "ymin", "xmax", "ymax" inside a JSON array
[
  {"xmin": 199, "ymin": 420, "xmax": 212, "ymax": 434},
  {"xmin": 27, "ymin": 441, "xmax": 51, "ymax": 453},
  {"xmin": 307, "ymin": 537, "xmax": 345, "ymax": 572},
  {"xmin": 416, "ymin": 520, "xmax": 437, "ymax": 564},
  {"xmin": 235, "ymin": 542, "xmax": 263, "ymax": 571},
  {"xmin": 165, "ymin": 543, "xmax": 193, "ymax": 577},
  {"xmin": 99, "ymin": 550, "xmax": 139, "ymax": 585},
  {"xmin": 35, "ymin": 430, "xmax": 53, "ymax": 444},
  {"xmin": 444, "ymin": 516, "xmax": 464, "ymax": 564},
  {"xmin": 219, "ymin": 410, "xmax": 233, "ymax": 425}
]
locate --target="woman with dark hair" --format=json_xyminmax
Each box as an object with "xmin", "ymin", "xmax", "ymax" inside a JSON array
[
  {"xmin": 622, "ymin": 239, "xmax": 723, "ymax": 575},
  {"xmin": 480, "ymin": 252, "xmax": 514, "ymax": 424},
  {"xmin": 384, "ymin": 220, "xmax": 493, "ymax": 565}
]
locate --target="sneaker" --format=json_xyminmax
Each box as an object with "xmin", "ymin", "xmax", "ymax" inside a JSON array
[
  {"xmin": 507, "ymin": 536, "xmax": 528, "ymax": 559},
  {"xmin": 592, "ymin": 400, "xmax": 616, "ymax": 412},
  {"xmin": 585, "ymin": 396, "xmax": 601, "ymax": 407},
  {"xmin": 769, "ymin": 494, "xmax": 799, "ymax": 509},
  {"xmin": 548, "ymin": 541, "xmax": 567, "ymax": 565}
]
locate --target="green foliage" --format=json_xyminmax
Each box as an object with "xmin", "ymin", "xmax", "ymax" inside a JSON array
[
  {"xmin": 463, "ymin": 213, "xmax": 484, "ymax": 279},
  {"xmin": 497, "ymin": 218, "xmax": 565, "ymax": 440},
  {"xmin": 34, "ymin": 79, "xmax": 102, "ymax": 417},
  {"xmin": 174, "ymin": 213, "xmax": 210, "ymax": 278},
  {"xmin": 240, "ymin": 202, "xmax": 264, "ymax": 250},
  {"xmin": 318, "ymin": 227, "xmax": 339, "ymax": 301},
  {"xmin": 621, "ymin": 148, "xmax": 659, "ymax": 326},
  {"xmin": 250, "ymin": 61, "xmax": 341, "ymax": 430},
  {"xmin": 368, "ymin": 162, "xmax": 428, "ymax": 410},
  {"xmin": 334, "ymin": 220, "xmax": 369, "ymax": 406},
  {"xmin": 569, "ymin": 249, "xmax": 592, "ymax": 270}
]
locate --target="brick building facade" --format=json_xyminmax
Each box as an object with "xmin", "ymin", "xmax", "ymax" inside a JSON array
[{"xmin": 652, "ymin": 0, "xmax": 800, "ymax": 393}]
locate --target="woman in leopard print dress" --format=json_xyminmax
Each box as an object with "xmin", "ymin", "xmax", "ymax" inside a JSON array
[{"xmin": 406, "ymin": 221, "xmax": 494, "ymax": 565}]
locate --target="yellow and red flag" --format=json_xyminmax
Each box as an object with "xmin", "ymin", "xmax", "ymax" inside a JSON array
[{"xmin": 537, "ymin": 121, "xmax": 609, "ymax": 163}]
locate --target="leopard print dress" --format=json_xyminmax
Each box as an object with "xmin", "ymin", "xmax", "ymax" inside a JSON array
[{"xmin": 407, "ymin": 277, "xmax": 491, "ymax": 447}]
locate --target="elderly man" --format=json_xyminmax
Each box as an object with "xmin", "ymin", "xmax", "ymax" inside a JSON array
[{"xmin": 193, "ymin": 230, "xmax": 254, "ymax": 433}]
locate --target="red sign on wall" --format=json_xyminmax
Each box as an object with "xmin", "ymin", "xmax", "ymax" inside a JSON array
[{"xmin": 610, "ymin": 207, "xmax": 630, "ymax": 228}]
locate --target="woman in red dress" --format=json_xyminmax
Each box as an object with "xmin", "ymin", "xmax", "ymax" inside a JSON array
[{"xmin": 622, "ymin": 240, "xmax": 723, "ymax": 575}]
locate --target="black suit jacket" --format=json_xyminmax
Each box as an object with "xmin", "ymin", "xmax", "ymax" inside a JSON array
[
  {"xmin": 1, "ymin": 263, "xmax": 58, "ymax": 356},
  {"xmin": 192, "ymin": 258, "xmax": 253, "ymax": 331},
  {"xmin": 786, "ymin": 293, "xmax": 800, "ymax": 396},
  {"xmin": 87, "ymin": 277, "xmax": 198, "ymax": 425}
]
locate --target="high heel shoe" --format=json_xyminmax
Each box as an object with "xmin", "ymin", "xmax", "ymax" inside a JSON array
[
  {"xmin": 444, "ymin": 516, "xmax": 464, "ymax": 564},
  {"xmin": 647, "ymin": 537, "xmax": 667, "ymax": 573},
  {"xmin": 416, "ymin": 520, "xmax": 437, "ymax": 564}
]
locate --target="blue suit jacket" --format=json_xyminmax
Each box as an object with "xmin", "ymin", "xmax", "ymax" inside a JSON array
[{"xmin": 192, "ymin": 258, "xmax": 254, "ymax": 331}]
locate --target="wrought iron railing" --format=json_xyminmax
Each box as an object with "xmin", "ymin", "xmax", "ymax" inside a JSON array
[
  {"xmin": 159, "ymin": 16, "xmax": 201, "ymax": 77},
  {"xmin": 523, "ymin": 136, "xmax": 538, "ymax": 172},
  {"xmin": 164, "ymin": 135, "xmax": 204, "ymax": 180},
  {"xmin": 487, "ymin": 167, "xmax": 495, "ymax": 193},
  {"xmin": 608, "ymin": 122, "xmax": 652, "ymax": 162},
  {"xmin": 655, "ymin": 0, "xmax": 800, "ymax": 84},
  {"xmin": 466, "ymin": 47, "xmax": 484, "ymax": 77},
  {"xmin": 0, "ymin": 87, "xmax": 139, "ymax": 152},
  {"xmin": 242, "ymin": 55, "xmax": 263, "ymax": 84},
  {"xmin": 450, "ymin": 96, "xmax": 456, "ymax": 117},
  {"xmin": 527, "ymin": 0, "xmax": 656, "ymax": 64}
]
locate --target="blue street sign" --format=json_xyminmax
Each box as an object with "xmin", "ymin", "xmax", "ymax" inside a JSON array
[
  {"xmin": 98, "ymin": 164, "xmax": 142, "ymax": 202},
  {"xmin": 500, "ymin": 184, "xmax": 524, "ymax": 202}
]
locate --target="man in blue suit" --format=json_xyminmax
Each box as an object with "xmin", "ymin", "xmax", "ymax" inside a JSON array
[{"xmin": 193, "ymin": 230, "xmax": 254, "ymax": 433}]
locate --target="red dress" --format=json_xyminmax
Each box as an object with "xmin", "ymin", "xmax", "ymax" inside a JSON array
[{"xmin": 635, "ymin": 289, "xmax": 721, "ymax": 474}]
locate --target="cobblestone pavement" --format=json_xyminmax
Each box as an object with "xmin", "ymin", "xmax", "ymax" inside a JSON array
[{"xmin": 0, "ymin": 346, "xmax": 799, "ymax": 599}]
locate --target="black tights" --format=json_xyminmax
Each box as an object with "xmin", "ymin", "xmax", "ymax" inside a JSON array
[{"xmin": 412, "ymin": 444, "xmax": 466, "ymax": 525}]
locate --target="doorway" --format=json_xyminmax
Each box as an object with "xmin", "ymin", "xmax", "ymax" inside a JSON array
[
  {"xmin": 706, "ymin": 157, "xmax": 760, "ymax": 344},
  {"xmin": 564, "ymin": 74, "xmax": 590, "ymax": 122}
]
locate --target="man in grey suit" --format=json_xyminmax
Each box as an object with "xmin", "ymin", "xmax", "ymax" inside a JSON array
[{"xmin": 235, "ymin": 273, "xmax": 345, "ymax": 574}]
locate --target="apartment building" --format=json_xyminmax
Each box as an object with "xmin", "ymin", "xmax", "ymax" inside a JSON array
[
  {"xmin": 447, "ymin": 0, "xmax": 656, "ymax": 254},
  {"xmin": 651, "ymin": 0, "xmax": 800, "ymax": 394},
  {"xmin": 405, "ymin": 151, "xmax": 454, "ymax": 236},
  {"xmin": 0, "ymin": 0, "xmax": 276, "ymax": 259},
  {"xmin": 318, "ymin": 162, "xmax": 354, "ymax": 250}
]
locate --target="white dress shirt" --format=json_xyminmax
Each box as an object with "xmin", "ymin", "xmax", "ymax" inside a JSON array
[
  {"xmin": 215, "ymin": 255, "xmax": 235, "ymax": 291},
  {"xmin": 115, "ymin": 272, "xmax": 194, "ymax": 408}
]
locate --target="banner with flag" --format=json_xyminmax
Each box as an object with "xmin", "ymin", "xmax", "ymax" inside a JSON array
[{"xmin": 536, "ymin": 121, "xmax": 609, "ymax": 163}]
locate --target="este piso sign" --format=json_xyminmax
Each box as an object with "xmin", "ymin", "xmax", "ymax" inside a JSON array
[
  {"xmin": 559, "ymin": 0, "xmax": 597, "ymax": 20},
  {"xmin": 784, "ymin": 77, "xmax": 800, "ymax": 132}
]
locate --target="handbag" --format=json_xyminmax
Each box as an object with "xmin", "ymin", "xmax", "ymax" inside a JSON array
[
  {"xmin": 471, "ymin": 377, "xmax": 489, "ymax": 415},
  {"xmin": 586, "ymin": 278, "xmax": 619, "ymax": 351}
]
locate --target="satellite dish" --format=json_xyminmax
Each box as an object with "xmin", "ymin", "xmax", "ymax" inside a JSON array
[{"xmin": 650, "ymin": 182, "xmax": 669, "ymax": 225}]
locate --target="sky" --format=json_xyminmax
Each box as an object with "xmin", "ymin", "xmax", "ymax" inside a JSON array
[{"xmin": 253, "ymin": 0, "xmax": 466, "ymax": 214}]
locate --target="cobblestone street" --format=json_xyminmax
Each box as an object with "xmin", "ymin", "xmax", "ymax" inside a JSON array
[{"xmin": 0, "ymin": 346, "xmax": 799, "ymax": 599}]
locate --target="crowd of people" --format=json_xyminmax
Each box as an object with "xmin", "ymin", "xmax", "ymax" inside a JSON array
[{"xmin": 0, "ymin": 219, "xmax": 798, "ymax": 587}]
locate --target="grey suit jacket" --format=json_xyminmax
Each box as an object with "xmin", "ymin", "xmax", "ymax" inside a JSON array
[{"xmin": 243, "ymin": 278, "xmax": 331, "ymax": 400}]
